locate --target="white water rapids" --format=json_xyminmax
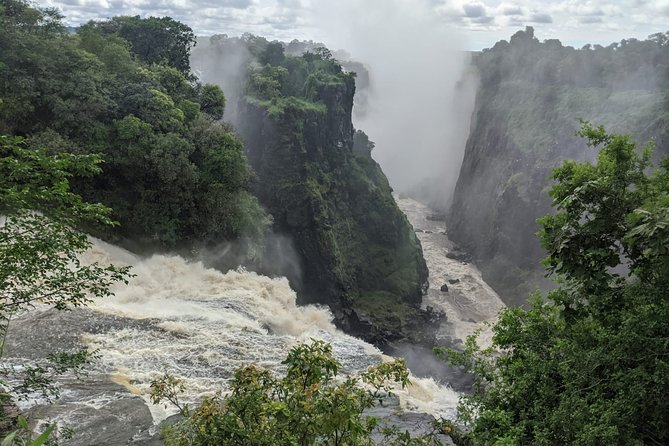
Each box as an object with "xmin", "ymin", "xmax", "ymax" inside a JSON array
[
  {"xmin": 7, "ymin": 198, "xmax": 503, "ymax": 437},
  {"xmin": 397, "ymin": 197, "xmax": 504, "ymax": 348},
  {"xmin": 77, "ymin": 238, "xmax": 463, "ymax": 422}
]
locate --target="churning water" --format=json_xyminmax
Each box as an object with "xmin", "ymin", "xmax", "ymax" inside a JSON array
[
  {"xmin": 397, "ymin": 197, "xmax": 504, "ymax": 348},
  {"xmin": 77, "ymin": 236, "xmax": 460, "ymax": 422},
  {"xmin": 7, "ymin": 198, "xmax": 503, "ymax": 433}
]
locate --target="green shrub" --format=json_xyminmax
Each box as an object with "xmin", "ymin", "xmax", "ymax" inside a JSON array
[{"xmin": 152, "ymin": 340, "xmax": 447, "ymax": 446}]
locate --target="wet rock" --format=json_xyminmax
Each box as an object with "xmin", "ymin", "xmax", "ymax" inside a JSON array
[
  {"xmin": 339, "ymin": 296, "xmax": 444, "ymax": 349},
  {"xmin": 426, "ymin": 213, "xmax": 447, "ymax": 222},
  {"xmin": 424, "ymin": 306, "xmax": 444, "ymax": 324},
  {"xmin": 4, "ymin": 309, "xmax": 166, "ymax": 446},
  {"xmin": 445, "ymin": 250, "xmax": 472, "ymax": 263},
  {"xmin": 448, "ymin": 278, "xmax": 460, "ymax": 284},
  {"xmin": 440, "ymin": 284, "xmax": 449, "ymax": 292},
  {"xmin": 363, "ymin": 392, "xmax": 454, "ymax": 444},
  {"xmin": 366, "ymin": 410, "xmax": 455, "ymax": 445},
  {"xmin": 131, "ymin": 414, "xmax": 183, "ymax": 445},
  {"xmin": 32, "ymin": 379, "xmax": 156, "ymax": 446},
  {"xmin": 384, "ymin": 342, "xmax": 472, "ymax": 392},
  {"xmin": 237, "ymin": 80, "xmax": 429, "ymax": 343},
  {"xmin": 3, "ymin": 308, "xmax": 162, "ymax": 360},
  {"xmin": 0, "ymin": 399, "xmax": 20, "ymax": 433}
]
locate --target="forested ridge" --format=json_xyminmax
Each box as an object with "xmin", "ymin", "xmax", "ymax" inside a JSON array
[
  {"xmin": 0, "ymin": 1, "xmax": 270, "ymax": 255},
  {"xmin": 222, "ymin": 37, "xmax": 432, "ymax": 345}
]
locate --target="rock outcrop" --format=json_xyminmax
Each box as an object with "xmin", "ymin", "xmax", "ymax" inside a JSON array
[
  {"xmin": 237, "ymin": 64, "xmax": 432, "ymax": 345},
  {"xmin": 449, "ymin": 27, "xmax": 669, "ymax": 305}
]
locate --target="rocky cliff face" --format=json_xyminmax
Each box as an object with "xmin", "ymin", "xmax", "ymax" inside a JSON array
[
  {"xmin": 237, "ymin": 70, "xmax": 433, "ymax": 345},
  {"xmin": 449, "ymin": 27, "xmax": 669, "ymax": 306}
]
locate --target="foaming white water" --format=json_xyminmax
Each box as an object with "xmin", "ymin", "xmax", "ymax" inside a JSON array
[
  {"xmin": 79, "ymin": 238, "xmax": 459, "ymax": 421},
  {"xmin": 397, "ymin": 197, "xmax": 505, "ymax": 348},
  {"xmin": 403, "ymin": 376, "xmax": 459, "ymax": 418}
]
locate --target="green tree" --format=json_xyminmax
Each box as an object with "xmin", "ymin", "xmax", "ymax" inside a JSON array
[
  {"xmin": 199, "ymin": 84, "xmax": 226, "ymax": 120},
  {"xmin": 152, "ymin": 340, "xmax": 447, "ymax": 446},
  {"xmin": 0, "ymin": 135, "xmax": 131, "ymax": 441},
  {"xmin": 259, "ymin": 41, "xmax": 286, "ymax": 66},
  {"xmin": 438, "ymin": 123, "xmax": 669, "ymax": 445},
  {"xmin": 0, "ymin": 0, "xmax": 268, "ymax": 255},
  {"xmin": 86, "ymin": 15, "xmax": 196, "ymax": 77}
]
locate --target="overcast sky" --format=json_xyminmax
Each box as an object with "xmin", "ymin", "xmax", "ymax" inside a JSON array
[{"xmin": 41, "ymin": 0, "xmax": 669, "ymax": 51}]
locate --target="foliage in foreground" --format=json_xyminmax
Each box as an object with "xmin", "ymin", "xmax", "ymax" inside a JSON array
[
  {"xmin": 0, "ymin": 135, "xmax": 131, "ymax": 443},
  {"xmin": 438, "ymin": 122, "xmax": 669, "ymax": 445},
  {"xmin": 151, "ymin": 340, "xmax": 452, "ymax": 446}
]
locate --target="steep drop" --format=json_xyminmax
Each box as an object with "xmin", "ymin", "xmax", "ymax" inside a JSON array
[{"xmin": 449, "ymin": 27, "xmax": 669, "ymax": 305}]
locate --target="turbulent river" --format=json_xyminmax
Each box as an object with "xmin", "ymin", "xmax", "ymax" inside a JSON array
[
  {"xmin": 397, "ymin": 198, "xmax": 504, "ymax": 348},
  {"xmin": 5, "ymin": 198, "xmax": 503, "ymax": 444}
]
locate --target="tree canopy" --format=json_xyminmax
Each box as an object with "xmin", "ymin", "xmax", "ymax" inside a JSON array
[
  {"xmin": 151, "ymin": 340, "xmax": 450, "ymax": 446},
  {"xmin": 439, "ymin": 122, "xmax": 669, "ymax": 445},
  {"xmin": 0, "ymin": 0, "xmax": 268, "ymax": 253},
  {"xmin": 81, "ymin": 15, "xmax": 197, "ymax": 77}
]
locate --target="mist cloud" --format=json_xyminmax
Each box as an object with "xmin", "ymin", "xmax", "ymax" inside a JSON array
[{"xmin": 311, "ymin": 0, "xmax": 478, "ymax": 210}]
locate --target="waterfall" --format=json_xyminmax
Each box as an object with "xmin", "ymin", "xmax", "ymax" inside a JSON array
[{"xmin": 76, "ymin": 238, "xmax": 460, "ymax": 422}]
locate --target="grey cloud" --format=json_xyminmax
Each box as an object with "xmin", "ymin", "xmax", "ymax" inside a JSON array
[
  {"xmin": 219, "ymin": 0, "xmax": 253, "ymax": 8},
  {"xmin": 260, "ymin": 9, "xmax": 301, "ymax": 28},
  {"xmin": 472, "ymin": 15, "xmax": 494, "ymax": 24},
  {"xmin": 55, "ymin": 0, "xmax": 93, "ymax": 5},
  {"xmin": 502, "ymin": 5, "xmax": 522, "ymax": 15},
  {"xmin": 579, "ymin": 16, "xmax": 603, "ymax": 23},
  {"xmin": 463, "ymin": 3, "xmax": 486, "ymax": 17},
  {"xmin": 261, "ymin": 17, "xmax": 300, "ymax": 29},
  {"xmin": 50, "ymin": 0, "xmax": 270, "ymax": 35},
  {"xmin": 158, "ymin": 0, "xmax": 254, "ymax": 12},
  {"xmin": 174, "ymin": 0, "xmax": 253, "ymax": 8},
  {"xmin": 529, "ymin": 13, "xmax": 552, "ymax": 23}
]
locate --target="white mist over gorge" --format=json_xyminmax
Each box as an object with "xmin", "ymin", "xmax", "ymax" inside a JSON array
[{"xmin": 312, "ymin": 0, "xmax": 478, "ymax": 208}]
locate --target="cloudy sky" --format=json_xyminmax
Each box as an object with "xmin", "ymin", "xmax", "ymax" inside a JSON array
[{"xmin": 41, "ymin": 0, "xmax": 669, "ymax": 50}]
